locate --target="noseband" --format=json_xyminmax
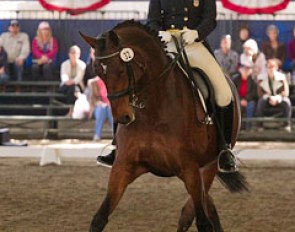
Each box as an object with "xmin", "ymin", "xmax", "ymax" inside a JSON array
[{"xmin": 96, "ymin": 47, "xmax": 146, "ymax": 109}]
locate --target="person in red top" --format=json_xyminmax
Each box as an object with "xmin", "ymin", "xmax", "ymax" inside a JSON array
[
  {"xmin": 88, "ymin": 76, "xmax": 113, "ymax": 141},
  {"xmin": 32, "ymin": 21, "xmax": 58, "ymax": 80},
  {"xmin": 232, "ymin": 60, "xmax": 258, "ymax": 130},
  {"xmin": 288, "ymin": 26, "xmax": 295, "ymax": 76}
]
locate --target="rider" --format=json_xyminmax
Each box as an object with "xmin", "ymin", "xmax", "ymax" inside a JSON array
[{"xmin": 97, "ymin": 0, "xmax": 238, "ymax": 172}]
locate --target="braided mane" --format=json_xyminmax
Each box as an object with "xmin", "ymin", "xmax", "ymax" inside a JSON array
[{"xmin": 113, "ymin": 20, "xmax": 165, "ymax": 49}]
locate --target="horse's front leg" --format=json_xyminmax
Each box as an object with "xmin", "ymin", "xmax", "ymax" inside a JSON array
[{"xmin": 89, "ymin": 164, "xmax": 145, "ymax": 232}]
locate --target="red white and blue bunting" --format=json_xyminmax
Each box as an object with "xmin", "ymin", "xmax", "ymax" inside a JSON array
[
  {"xmin": 38, "ymin": 0, "xmax": 110, "ymax": 15},
  {"xmin": 221, "ymin": 0, "xmax": 290, "ymax": 14}
]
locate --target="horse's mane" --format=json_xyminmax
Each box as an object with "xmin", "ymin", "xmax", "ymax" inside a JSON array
[{"xmin": 113, "ymin": 20, "xmax": 165, "ymax": 51}]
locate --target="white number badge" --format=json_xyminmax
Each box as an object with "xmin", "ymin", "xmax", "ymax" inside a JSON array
[{"xmin": 120, "ymin": 48, "xmax": 134, "ymax": 62}]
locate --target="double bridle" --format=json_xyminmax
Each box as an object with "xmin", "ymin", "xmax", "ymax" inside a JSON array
[{"xmin": 95, "ymin": 44, "xmax": 179, "ymax": 110}]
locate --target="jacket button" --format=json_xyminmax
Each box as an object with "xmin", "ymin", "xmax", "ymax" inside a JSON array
[
  {"xmin": 184, "ymin": 17, "xmax": 188, "ymax": 21},
  {"xmin": 171, "ymin": 25, "xmax": 175, "ymax": 29},
  {"xmin": 184, "ymin": 7, "xmax": 188, "ymax": 12}
]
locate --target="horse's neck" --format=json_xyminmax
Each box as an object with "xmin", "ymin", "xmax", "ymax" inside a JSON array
[{"xmin": 142, "ymin": 65, "xmax": 192, "ymax": 121}]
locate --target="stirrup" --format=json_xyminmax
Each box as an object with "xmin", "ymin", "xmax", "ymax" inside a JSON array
[
  {"xmin": 96, "ymin": 149, "xmax": 116, "ymax": 168},
  {"xmin": 217, "ymin": 148, "xmax": 238, "ymax": 173}
]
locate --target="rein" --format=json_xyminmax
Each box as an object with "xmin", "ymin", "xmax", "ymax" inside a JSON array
[{"xmin": 95, "ymin": 45, "xmax": 181, "ymax": 109}]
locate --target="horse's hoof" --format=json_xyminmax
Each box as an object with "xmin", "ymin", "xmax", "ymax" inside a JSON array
[{"xmin": 89, "ymin": 225, "xmax": 100, "ymax": 232}]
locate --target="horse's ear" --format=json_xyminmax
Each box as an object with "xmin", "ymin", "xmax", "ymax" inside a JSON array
[
  {"xmin": 108, "ymin": 31, "xmax": 120, "ymax": 47},
  {"xmin": 79, "ymin": 31, "xmax": 98, "ymax": 48}
]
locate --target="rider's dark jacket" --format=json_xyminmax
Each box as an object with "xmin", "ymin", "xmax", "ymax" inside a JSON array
[{"xmin": 147, "ymin": 0, "xmax": 217, "ymax": 42}]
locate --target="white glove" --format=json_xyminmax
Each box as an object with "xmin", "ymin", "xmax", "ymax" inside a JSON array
[
  {"xmin": 158, "ymin": 31, "xmax": 172, "ymax": 43},
  {"xmin": 181, "ymin": 29, "xmax": 199, "ymax": 45}
]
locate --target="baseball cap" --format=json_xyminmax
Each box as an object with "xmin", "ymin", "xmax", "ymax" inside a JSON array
[
  {"xmin": 38, "ymin": 21, "xmax": 50, "ymax": 30},
  {"xmin": 10, "ymin": 20, "xmax": 19, "ymax": 26}
]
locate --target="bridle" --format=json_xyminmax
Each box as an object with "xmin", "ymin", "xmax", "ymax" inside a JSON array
[{"xmin": 95, "ymin": 43, "xmax": 179, "ymax": 110}]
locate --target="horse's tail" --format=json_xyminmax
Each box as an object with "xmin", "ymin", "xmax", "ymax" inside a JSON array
[{"xmin": 217, "ymin": 171, "xmax": 249, "ymax": 193}]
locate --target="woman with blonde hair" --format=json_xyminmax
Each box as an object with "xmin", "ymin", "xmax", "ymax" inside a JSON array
[{"xmin": 32, "ymin": 21, "xmax": 58, "ymax": 81}]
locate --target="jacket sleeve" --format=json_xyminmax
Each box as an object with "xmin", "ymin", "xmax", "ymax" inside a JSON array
[
  {"xmin": 32, "ymin": 38, "xmax": 43, "ymax": 59},
  {"xmin": 18, "ymin": 33, "xmax": 30, "ymax": 60},
  {"xmin": 46, "ymin": 37, "xmax": 58, "ymax": 61},
  {"xmin": 60, "ymin": 61, "xmax": 69, "ymax": 83},
  {"xmin": 147, "ymin": 0, "xmax": 162, "ymax": 31},
  {"xmin": 196, "ymin": 0, "xmax": 217, "ymax": 41},
  {"xmin": 74, "ymin": 61, "xmax": 86, "ymax": 88}
]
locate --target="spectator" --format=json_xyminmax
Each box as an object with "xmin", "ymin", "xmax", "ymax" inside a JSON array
[
  {"xmin": 0, "ymin": 20, "xmax": 30, "ymax": 81},
  {"xmin": 0, "ymin": 39, "xmax": 9, "ymax": 84},
  {"xmin": 83, "ymin": 48, "xmax": 96, "ymax": 88},
  {"xmin": 232, "ymin": 60, "xmax": 258, "ymax": 131},
  {"xmin": 214, "ymin": 35, "xmax": 239, "ymax": 77},
  {"xmin": 240, "ymin": 39, "xmax": 267, "ymax": 81},
  {"xmin": 232, "ymin": 25, "xmax": 250, "ymax": 55},
  {"xmin": 288, "ymin": 26, "xmax": 295, "ymax": 78},
  {"xmin": 32, "ymin": 21, "xmax": 58, "ymax": 81},
  {"xmin": 88, "ymin": 77, "xmax": 113, "ymax": 141},
  {"xmin": 60, "ymin": 45, "xmax": 86, "ymax": 116},
  {"xmin": 261, "ymin": 25, "xmax": 287, "ymax": 68},
  {"xmin": 256, "ymin": 59, "xmax": 292, "ymax": 132}
]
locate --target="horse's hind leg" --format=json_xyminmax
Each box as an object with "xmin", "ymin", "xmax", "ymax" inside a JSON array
[
  {"xmin": 179, "ymin": 166, "xmax": 214, "ymax": 232},
  {"xmin": 204, "ymin": 194, "xmax": 223, "ymax": 232},
  {"xmin": 177, "ymin": 196, "xmax": 222, "ymax": 232},
  {"xmin": 177, "ymin": 197, "xmax": 194, "ymax": 232},
  {"xmin": 89, "ymin": 164, "xmax": 145, "ymax": 232},
  {"xmin": 179, "ymin": 165, "xmax": 223, "ymax": 232}
]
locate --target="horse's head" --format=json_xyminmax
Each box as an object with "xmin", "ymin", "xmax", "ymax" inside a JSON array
[
  {"xmin": 80, "ymin": 21, "xmax": 167, "ymax": 125},
  {"xmin": 80, "ymin": 31, "xmax": 144, "ymax": 124}
]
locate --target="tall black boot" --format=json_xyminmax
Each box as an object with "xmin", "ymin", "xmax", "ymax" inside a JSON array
[
  {"xmin": 215, "ymin": 103, "xmax": 238, "ymax": 173},
  {"xmin": 97, "ymin": 123, "xmax": 117, "ymax": 167}
]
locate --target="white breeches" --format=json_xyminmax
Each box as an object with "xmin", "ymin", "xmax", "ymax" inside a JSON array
[{"xmin": 166, "ymin": 32, "xmax": 232, "ymax": 107}]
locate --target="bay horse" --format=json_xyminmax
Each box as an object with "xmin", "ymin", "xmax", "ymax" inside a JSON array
[{"xmin": 80, "ymin": 20, "xmax": 248, "ymax": 232}]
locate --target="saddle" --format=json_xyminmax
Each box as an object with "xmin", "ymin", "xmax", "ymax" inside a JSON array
[{"xmin": 176, "ymin": 58, "xmax": 240, "ymax": 148}]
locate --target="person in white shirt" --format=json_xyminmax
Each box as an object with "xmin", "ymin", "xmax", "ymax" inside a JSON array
[
  {"xmin": 240, "ymin": 39, "xmax": 267, "ymax": 81},
  {"xmin": 256, "ymin": 59, "xmax": 292, "ymax": 132},
  {"xmin": 0, "ymin": 20, "xmax": 30, "ymax": 81},
  {"xmin": 60, "ymin": 45, "xmax": 86, "ymax": 116}
]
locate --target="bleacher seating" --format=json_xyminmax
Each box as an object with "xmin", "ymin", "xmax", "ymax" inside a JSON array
[
  {"xmin": 0, "ymin": 79, "xmax": 294, "ymax": 140},
  {"xmin": 0, "ymin": 80, "xmax": 112, "ymax": 139}
]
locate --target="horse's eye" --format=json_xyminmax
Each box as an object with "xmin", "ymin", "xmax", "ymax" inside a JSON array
[{"xmin": 101, "ymin": 63, "xmax": 107, "ymax": 75}]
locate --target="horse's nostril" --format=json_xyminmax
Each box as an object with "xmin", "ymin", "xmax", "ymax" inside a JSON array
[{"xmin": 118, "ymin": 115, "xmax": 131, "ymax": 124}]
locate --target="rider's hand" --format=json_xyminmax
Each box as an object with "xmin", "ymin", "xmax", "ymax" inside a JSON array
[
  {"xmin": 158, "ymin": 31, "xmax": 172, "ymax": 43},
  {"xmin": 181, "ymin": 29, "xmax": 198, "ymax": 45}
]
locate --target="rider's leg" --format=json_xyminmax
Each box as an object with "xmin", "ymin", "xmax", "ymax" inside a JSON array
[
  {"xmin": 97, "ymin": 122, "xmax": 118, "ymax": 166},
  {"xmin": 185, "ymin": 41, "xmax": 237, "ymax": 172}
]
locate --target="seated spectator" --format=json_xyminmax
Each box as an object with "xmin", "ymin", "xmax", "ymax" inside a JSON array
[
  {"xmin": 60, "ymin": 45, "xmax": 86, "ymax": 116},
  {"xmin": 83, "ymin": 48, "xmax": 96, "ymax": 90},
  {"xmin": 232, "ymin": 60, "xmax": 258, "ymax": 131},
  {"xmin": 240, "ymin": 39, "xmax": 267, "ymax": 81},
  {"xmin": 0, "ymin": 39, "xmax": 9, "ymax": 84},
  {"xmin": 0, "ymin": 20, "xmax": 30, "ymax": 81},
  {"xmin": 214, "ymin": 35, "xmax": 239, "ymax": 78},
  {"xmin": 256, "ymin": 59, "xmax": 292, "ymax": 132},
  {"xmin": 288, "ymin": 26, "xmax": 295, "ymax": 79},
  {"xmin": 261, "ymin": 25, "xmax": 287, "ymax": 68},
  {"xmin": 32, "ymin": 21, "xmax": 58, "ymax": 81},
  {"xmin": 232, "ymin": 25, "xmax": 250, "ymax": 55},
  {"xmin": 88, "ymin": 77, "xmax": 113, "ymax": 141}
]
